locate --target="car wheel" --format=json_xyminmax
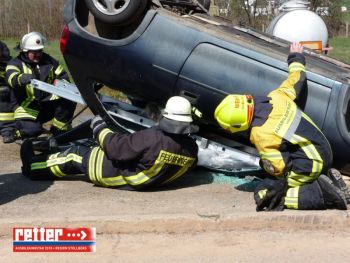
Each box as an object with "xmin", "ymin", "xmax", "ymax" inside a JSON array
[
  {"xmin": 198, "ymin": 0, "xmax": 210, "ymax": 11},
  {"xmin": 85, "ymin": 0, "xmax": 148, "ymax": 25}
]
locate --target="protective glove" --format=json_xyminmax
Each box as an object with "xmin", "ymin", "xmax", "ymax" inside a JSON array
[
  {"xmin": 19, "ymin": 73, "xmax": 33, "ymax": 85},
  {"xmin": 90, "ymin": 115, "xmax": 107, "ymax": 139},
  {"xmin": 254, "ymin": 178, "xmax": 288, "ymax": 212}
]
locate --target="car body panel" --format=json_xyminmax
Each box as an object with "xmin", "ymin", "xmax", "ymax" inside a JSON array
[
  {"xmin": 62, "ymin": 0, "xmax": 350, "ymax": 173},
  {"xmin": 175, "ymin": 42, "xmax": 332, "ymax": 128}
]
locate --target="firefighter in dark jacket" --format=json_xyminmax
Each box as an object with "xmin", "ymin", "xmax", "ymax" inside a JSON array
[
  {"xmin": 214, "ymin": 43, "xmax": 350, "ymax": 211},
  {"xmin": 20, "ymin": 96, "xmax": 199, "ymax": 190},
  {"xmin": 5, "ymin": 32, "xmax": 76, "ymax": 143},
  {"xmin": 0, "ymin": 41, "xmax": 17, "ymax": 143}
]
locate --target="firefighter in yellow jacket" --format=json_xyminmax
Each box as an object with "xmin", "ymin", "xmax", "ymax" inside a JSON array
[
  {"xmin": 20, "ymin": 96, "xmax": 199, "ymax": 190},
  {"xmin": 215, "ymin": 43, "xmax": 350, "ymax": 211},
  {"xmin": 5, "ymin": 32, "xmax": 76, "ymax": 142}
]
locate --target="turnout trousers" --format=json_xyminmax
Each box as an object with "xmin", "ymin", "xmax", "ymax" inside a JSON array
[
  {"xmin": 283, "ymin": 113, "xmax": 333, "ymax": 210},
  {"xmin": 14, "ymin": 98, "xmax": 76, "ymax": 138},
  {"xmin": 0, "ymin": 86, "xmax": 17, "ymax": 137},
  {"xmin": 30, "ymin": 144, "xmax": 196, "ymax": 190}
]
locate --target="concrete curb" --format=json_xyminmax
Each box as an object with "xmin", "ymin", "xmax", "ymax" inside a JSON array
[{"xmin": 1, "ymin": 211, "xmax": 349, "ymax": 236}]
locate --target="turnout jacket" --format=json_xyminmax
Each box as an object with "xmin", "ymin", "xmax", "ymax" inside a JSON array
[
  {"xmin": 0, "ymin": 60, "xmax": 7, "ymax": 86},
  {"xmin": 0, "ymin": 41, "xmax": 11, "ymax": 86},
  {"xmin": 0, "ymin": 41, "xmax": 15, "ymax": 124},
  {"xmin": 5, "ymin": 52, "xmax": 68, "ymax": 120},
  {"xmin": 87, "ymin": 126, "xmax": 198, "ymax": 189},
  {"xmin": 250, "ymin": 53, "xmax": 332, "ymax": 187}
]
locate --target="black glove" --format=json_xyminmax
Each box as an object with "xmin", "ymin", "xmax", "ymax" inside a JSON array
[
  {"xmin": 90, "ymin": 115, "xmax": 107, "ymax": 139},
  {"xmin": 19, "ymin": 73, "xmax": 33, "ymax": 85},
  {"xmin": 287, "ymin": 52, "xmax": 305, "ymax": 66},
  {"xmin": 254, "ymin": 178, "xmax": 288, "ymax": 212}
]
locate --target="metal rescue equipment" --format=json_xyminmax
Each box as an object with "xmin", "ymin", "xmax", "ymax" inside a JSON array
[{"xmin": 31, "ymin": 79, "xmax": 263, "ymax": 177}]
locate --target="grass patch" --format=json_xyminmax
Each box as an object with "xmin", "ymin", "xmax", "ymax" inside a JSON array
[
  {"xmin": 340, "ymin": 0, "xmax": 350, "ymax": 8},
  {"xmin": 343, "ymin": 11, "xmax": 350, "ymax": 22},
  {"xmin": 328, "ymin": 37, "xmax": 350, "ymax": 64}
]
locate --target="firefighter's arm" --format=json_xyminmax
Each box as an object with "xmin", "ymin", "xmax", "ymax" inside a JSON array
[
  {"xmin": 49, "ymin": 56, "xmax": 69, "ymax": 82},
  {"xmin": 253, "ymin": 132, "xmax": 291, "ymax": 177},
  {"xmin": 5, "ymin": 61, "xmax": 32, "ymax": 88},
  {"xmin": 90, "ymin": 115, "xmax": 145, "ymax": 161},
  {"xmin": 91, "ymin": 115, "xmax": 109, "ymax": 144},
  {"xmin": 53, "ymin": 63, "xmax": 69, "ymax": 81},
  {"xmin": 271, "ymin": 43, "xmax": 306, "ymax": 100},
  {"xmin": 258, "ymin": 150, "xmax": 288, "ymax": 177},
  {"xmin": 101, "ymin": 131, "xmax": 148, "ymax": 162}
]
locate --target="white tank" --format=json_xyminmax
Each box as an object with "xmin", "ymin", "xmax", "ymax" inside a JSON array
[{"xmin": 266, "ymin": 1, "xmax": 328, "ymax": 50}]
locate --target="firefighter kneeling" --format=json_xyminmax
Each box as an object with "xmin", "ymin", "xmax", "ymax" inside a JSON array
[
  {"xmin": 214, "ymin": 43, "xmax": 350, "ymax": 211},
  {"xmin": 20, "ymin": 96, "xmax": 199, "ymax": 190},
  {"xmin": 5, "ymin": 32, "xmax": 76, "ymax": 143}
]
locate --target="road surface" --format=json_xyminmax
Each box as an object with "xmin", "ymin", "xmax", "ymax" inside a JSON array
[{"xmin": 0, "ymin": 108, "xmax": 349, "ymax": 262}]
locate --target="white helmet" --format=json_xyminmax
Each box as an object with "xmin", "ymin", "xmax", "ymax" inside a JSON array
[
  {"xmin": 20, "ymin": 32, "xmax": 46, "ymax": 52},
  {"xmin": 163, "ymin": 96, "xmax": 193, "ymax": 123}
]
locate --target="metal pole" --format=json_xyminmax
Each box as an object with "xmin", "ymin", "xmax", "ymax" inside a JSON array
[{"xmin": 49, "ymin": 0, "xmax": 52, "ymax": 28}]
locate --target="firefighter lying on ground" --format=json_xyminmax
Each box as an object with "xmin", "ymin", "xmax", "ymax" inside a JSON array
[
  {"xmin": 0, "ymin": 41, "xmax": 17, "ymax": 143},
  {"xmin": 214, "ymin": 42, "xmax": 350, "ymax": 211},
  {"xmin": 4, "ymin": 32, "xmax": 76, "ymax": 143},
  {"xmin": 20, "ymin": 96, "xmax": 199, "ymax": 190}
]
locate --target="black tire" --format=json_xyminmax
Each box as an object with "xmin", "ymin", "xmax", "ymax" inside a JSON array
[
  {"xmin": 198, "ymin": 0, "xmax": 210, "ymax": 11},
  {"xmin": 85, "ymin": 0, "xmax": 148, "ymax": 25}
]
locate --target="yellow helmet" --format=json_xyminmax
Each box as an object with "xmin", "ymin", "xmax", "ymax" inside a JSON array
[{"xmin": 214, "ymin": 94, "xmax": 254, "ymax": 133}]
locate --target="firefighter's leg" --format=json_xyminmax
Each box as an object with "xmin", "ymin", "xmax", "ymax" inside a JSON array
[
  {"xmin": 86, "ymin": 147, "xmax": 130, "ymax": 189},
  {"xmin": 21, "ymin": 139, "xmax": 90, "ymax": 180},
  {"xmin": 49, "ymin": 98, "xmax": 77, "ymax": 136},
  {"xmin": 86, "ymin": 146, "xmax": 190, "ymax": 190},
  {"xmin": 285, "ymin": 174, "xmax": 347, "ymax": 210},
  {"xmin": 0, "ymin": 86, "xmax": 16, "ymax": 143},
  {"xmin": 16, "ymin": 119, "xmax": 43, "ymax": 138},
  {"xmin": 284, "ymin": 141, "xmax": 327, "ymax": 210}
]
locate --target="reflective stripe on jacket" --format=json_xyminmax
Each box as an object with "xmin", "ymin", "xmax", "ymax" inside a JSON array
[
  {"xmin": 5, "ymin": 53, "xmax": 69, "ymax": 120},
  {"xmin": 88, "ymin": 126, "xmax": 198, "ymax": 189},
  {"xmin": 250, "ymin": 53, "xmax": 332, "ymax": 183}
]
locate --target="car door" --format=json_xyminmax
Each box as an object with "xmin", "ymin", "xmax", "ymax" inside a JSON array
[{"xmin": 175, "ymin": 43, "xmax": 331, "ymax": 129}]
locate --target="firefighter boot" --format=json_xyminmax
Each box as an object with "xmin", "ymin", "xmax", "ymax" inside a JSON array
[
  {"xmin": 2, "ymin": 129, "xmax": 19, "ymax": 144},
  {"xmin": 298, "ymin": 174, "xmax": 347, "ymax": 210},
  {"xmin": 318, "ymin": 174, "xmax": 347, "ymax": 210},
  {"xmin": 20, "ymin": 139, "xmax": 54, "ymax": 180},
  {"xmin": 20, "ymin": 139, "xmax": 34, "ymax": 177},
  {"xmin": 327, "ymin": 168, "xmax": 350, "ymax": 204}
]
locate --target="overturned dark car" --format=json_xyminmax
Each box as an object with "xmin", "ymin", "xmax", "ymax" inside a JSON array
[{"xmin": 59, "ymin": 0, "xmax": 350, "ymax": 174}]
